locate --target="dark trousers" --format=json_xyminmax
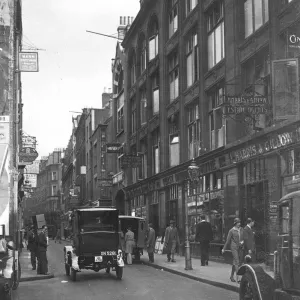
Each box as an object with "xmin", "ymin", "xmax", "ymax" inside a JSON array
[
  {"xmin": 200, "ymin": 240, "xmax": 210, "ymax": 265},
  {"xmin": 148, "ymin": 252, "xmax": 154, "ymax": 263},
  {"xmin": 37, "ymin": 251, "xmax": 48, "ymax": 274},
  {"xmin": 30, "ymin": 250, "xmax": 37, "ymax": 269}
]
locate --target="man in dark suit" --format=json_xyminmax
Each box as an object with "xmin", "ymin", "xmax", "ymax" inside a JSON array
[
  {"xmin": 27, "ymin": 225, "xmax": 37, "ymax": 270},
  {"xmin": 37, "ymin": 225, "xmax": 49, "ymax": 275},
  {"xmin": 243, "ymin": 218, "xmax": 255, "ymax": 261},
  {"xmin": 195, "ymin": 215, "xmax": 213, "ymax": 266}
]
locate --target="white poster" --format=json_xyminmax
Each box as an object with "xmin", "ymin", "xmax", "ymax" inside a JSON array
[{"xmin": 0, "ymin": 0, "xmax": 11, "ymax": 27}]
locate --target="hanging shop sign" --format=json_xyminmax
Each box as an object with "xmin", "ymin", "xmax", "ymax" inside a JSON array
[
  {"xmin": 106, "ymin": 143, "xmax": 123, "ymax": 153},
  {"xmin": 98, "ymin": 179, "xmax": 113, "ymax": 187},
  {"xmin": 19, "ymin": 52, "xmax": 39, "ymax": 72},
  {"xmin": 121, "ymin": 155, "xmax": 142, "ymax": 168},
  {"xmin": 22, "ymin": 135, "xmax": 37, "ymax": 149},
  {"xmin": 19, "ymin": 147, "xmax": 38, "ymax": 164},
  {"xmin": 229, "ymin": 126, "xmax": 300, "ymax": 163},
  {"xmin": 224, "ymin": 95, "xmax": 268, "ymax": 115}
]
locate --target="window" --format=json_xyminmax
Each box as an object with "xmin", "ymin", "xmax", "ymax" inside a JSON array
[
  {"xmin": 187, "ymin": 103, "xmax": 201, "ymax": 159},
  {"xmin": 169, "ymin": 0, "xmax": 178, "ymax": 38},
  {"xmin": 138, "ymin": 140, "xmax": 147, "ymax": 179},
  {"xmin": 169, "ymin": 50, "xmax": 179, "ymax": 102},
  {"xmin": 207, "ymin": 1, "xmax": 225, "ymax": 69},
  {"xmin": 52, "ymin": 171, "xmax": 57, "ymax": 181},
  {"xmin": 186, "ymin": 0, "xmax": 198, "ymax": 15},
  {"xmin": 140, "ymin": 38, "xmax": 147, "ymax": 73},
  {"xmin": 244, "ymin": 0, "xmax": 269, "ymax": 38},
  {"xmin": 152, "ymin": 72, "xmax": 160, "ymax": 114},
  {"xmin": 140, "ymin": 88, "xmax": 147, "ymax": 125},
  {"xmin": 149, "ymin": 19, "xmax": 159, "ymax": 61},
  {"xmin": 131, "ymin": 97, "xmax": 136, "ymax": 134},
  {"xmin": 51, "ymin": 185, "xmax": 57, "ymax": 196},
  {"xmin": 152, "ymin": 129, "xmax": 160, "ymax": 174},
  {"xmin": 130, "ymin": 52, "xmax": 136, "ymax": 86},
  {"xmin": 117, "ymin": 93, "xmax": 124, "ymax": 133},
  {"xmin": 186, "ymin": 31, "xmax": 199, "ymax": 87},
  {"xmin": 169, "ymin": 118, "xmax": 179, "ymax": 167},
  {"xmin": 131, "ymin": 146, "xmax": 138, "ymax": 184},
  {"xmin": 208, "ymin": 85, "xmax": 225, "ymax": 150}
]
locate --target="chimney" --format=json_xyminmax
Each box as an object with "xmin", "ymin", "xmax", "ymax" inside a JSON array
[{"xmin": 117, "ymin": 16, "xmax": 134, "ymax": 40}]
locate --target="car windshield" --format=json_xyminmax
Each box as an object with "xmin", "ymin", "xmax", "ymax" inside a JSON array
[{"xmin": 78, "ymin": 210, "xmax": 118, "ymax": 232}]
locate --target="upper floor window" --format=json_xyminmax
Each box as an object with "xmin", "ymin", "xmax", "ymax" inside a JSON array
[
  {"xmin": 152, "ymin": 71, "xmax": 160, "ymax": 115},
  {"xmin": 149, "ymin": 17, "xmax": 159, "ymax": 61},
  {"xmin": 207, "ymin": 0, "xmax": 225, "ymax": 69},
  {"xmin": 186, "ymin": 31, "xmax": 199, "ymax": 87},
  {"xmin": 117, "ymin": 93, "xmax": 124, "ymax": 133},
  {"xmin": 187, "ymin": 103, "xmax": 201, "ymax": 159},
  {"xmin": 52, "ymin": 171, "xmax": 57, "ymax": 181},
  {"xmin": 186, "ymin": 0, "xmax": 198, "ymax": 15},
  {"xmin": 169, "ymin": 116, "xmax": 179, "ymax": 167},
  {"xmin": 140, "ymin": 37, "xmax": 147, "ymax": 73},
  {"xmin": 51, "ymin": 185, "xmax": 57, "ymax": 196},
  {"xmin": 138, "ymin": 139, "xmax": 148, "ymax": 180},
  {"xmin": 169, "ymin": 50, "xmax": 179, "ymax": 102},
  {"xmin": 131, "ymin": 97, "xmax": 137, "ymax": 134},
  {"xmin": 169, "ymin": 0, "xmax": 178, "ymax": 38},
  {"xmin": 244, "ymin": 0, "xmax": 269, "ymax": 38},
  {"xmin": 152, "ymin": 128, "xmax": 160, "ymax": 174},
  {"xmin": 130, "ymin": 52, "xmax": 136, "ymax": 86},
  {"xmin": 140, "ymin": 87, "xmax": 147, "ymax": 125}
]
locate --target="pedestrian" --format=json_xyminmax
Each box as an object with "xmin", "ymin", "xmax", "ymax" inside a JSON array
[
  {"xmin": 195, "ymin": 215, "xmax": 214, "ymax": 266},
  {"xmin": 124, "ymin": 226, "xmax": 135, "ymax": 265},
  {"xmin": 27, "ymin": 225, "xmax": 38, "ymax": 270},
  {"xmin": 37, "ymin": 225, "xmax": 50, "ymax": 275},
  {"xmin": 243, "ymin": 218, "xmax": 255, "ymax": 262},
  {"xmin": 163, "ymin": 220, "xmax": 180, "ymax": 263},
  {"xmin": 0, "ymin": 233, "xmax": 7, "ymax": 261},
  {"xmin": 55, "ymin": 228, "xmax": 61, "ymax": 244},
  {"xmin": 146, "ymin": 223, "xmax": 156, "ymax": 263},
  {"xmin": 222, "ymin": 218, "xmax": 244, "ymax": 283}
]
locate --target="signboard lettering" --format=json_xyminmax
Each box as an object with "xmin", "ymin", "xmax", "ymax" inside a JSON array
[
  {"xmin": 98, "ymin": 179, "xmax": 113, "ymax": 187},
  {"xmin": 106, "ymin": 143, "xmax": 123, "ymax": 153},
  {"xmin": 19, "ymin": 52, "xmax": 39, "ymax": 72},
  {"xmin": 289, "ymin": 34, "xmax": 300, "ymax": 49},
  {"xmin": 121, "ymin": 155, "xmax": 142, "ymax": 168},
  {"xmin": 19, "ymin": 147, "xmax": 38, "ymax": 163}
]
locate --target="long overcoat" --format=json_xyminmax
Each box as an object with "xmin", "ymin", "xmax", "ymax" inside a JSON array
[{"xmin": 146, "ymin": 228, "xmax": 156, "ymax": 254}]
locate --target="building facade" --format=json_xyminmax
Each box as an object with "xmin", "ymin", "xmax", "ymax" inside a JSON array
[{"xmin": 115, "ymin": 0, "xmax": 300, "ymax": 264}]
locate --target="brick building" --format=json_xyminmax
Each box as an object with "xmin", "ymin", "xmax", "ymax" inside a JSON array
[{"xmin": 114, "ymin": 0, "xmax": 300, "ymax": 264}]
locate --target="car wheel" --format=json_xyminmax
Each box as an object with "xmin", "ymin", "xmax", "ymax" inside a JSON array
[
  {"xmin": 116, "ymin": 266, "xmax": 123, "ymax": 280},
  {"xmin": 239, "ymin": 272, "xmax": 260, "ymax": 300},
  {"xmin": 65, "ymin": 264, "xmax": 70, "ymax": 276},
  {"xmin": 106, "ymin": 267, "xmax": 110, "ymax": 274},
  {"xmin": 71, "ymin": 268, "xmax": 77, "ymax": 282}
]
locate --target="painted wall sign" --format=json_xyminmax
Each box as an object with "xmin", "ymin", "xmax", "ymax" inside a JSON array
[
  {"xmin": 19, "ymin": 52, "xmax": 39, "ymax": 72},
  {"xmin": 121, "ymin": 155, "xmax": 142, "ymax": 168},
  {"xmin": 288, "ymin": 34, "xmax": 300, "ymax": 49}
]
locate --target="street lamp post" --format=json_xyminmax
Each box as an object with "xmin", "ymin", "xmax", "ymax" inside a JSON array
[{"xmin": 185, "ymin": 158, "xmax": 200, "ymax": 271}]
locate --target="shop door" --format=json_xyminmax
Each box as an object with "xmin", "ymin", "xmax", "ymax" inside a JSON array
[
  {"xmin": 150, "ymin": 204, "xmax": 159, "ymax": 237},
  {"xmin": 166, "ymin": 200, "xmax": 178, "ymax": 226}
]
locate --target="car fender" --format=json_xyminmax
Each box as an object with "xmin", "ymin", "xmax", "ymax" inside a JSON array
[{"xmin": 117, "ymin": 250, "xmax": 124, "ymax": 267}]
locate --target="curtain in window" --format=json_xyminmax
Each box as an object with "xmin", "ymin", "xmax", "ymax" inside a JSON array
[
  {"xmin": 244, "ymin": 0, "xmax": 253, "ymax": 38},
  {"xmin": 215, "ymin": 23, "xmax": 222, "ymax": 64},
  {"xmin": 153, "ymin": 88, "xmax": 159, "ymax": 113},
  {"xmin": 149, "ymin": 37, "xmax": 156, "ymax": 60},
  {"xmin": 187, "ymin": 53, "xmax": 193, "ymax": 87},
  {"xmin": 254, "ymin": 0, "xmax": 263, "ymax": 30},
  {"xmin": 208, "ymin": 32, "xmax": 215, "ymax": 69}
]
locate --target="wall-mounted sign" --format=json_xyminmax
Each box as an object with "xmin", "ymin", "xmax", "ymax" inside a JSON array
[
  {"xmin": 19, "ymin": 52, "xmax": 39, "ymax": 72},
  {"xmin": 121, "ymin": 155, "xmax": 142, "ymax": 168},
  {"xmin": 19, "ymin": 147, "xmax": 38, "ymax": 163},
  {"xmin": 98, "ymin": 179, "xmax": 113, "ymax": 187},
  {"xmin": 288, "ymin": 34, "xmax": 300, "ymax": 49},
  {"xmin": 22, "ymin": 135, "xmax": 37, "ymax": 148},
  {"xmin": 23, "ymin": 173, "xmax": 37, "ymax": 188},
  {"xmin": 106, "ymin": 143, "xmax": 123, "ymax": 153}
]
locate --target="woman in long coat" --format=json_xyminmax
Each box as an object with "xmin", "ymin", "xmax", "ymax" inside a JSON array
[
  {"xmin": 124, "ymin": 226, "xmax": 135, "ymax": 265},
  {"xmin": 222, "ymin": 218, "xmax": 244, "ymax": 283}
]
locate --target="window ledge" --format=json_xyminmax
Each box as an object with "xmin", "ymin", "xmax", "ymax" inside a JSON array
[
  {"xmin": 278, "ymin": 1, "xmax": 297, "ymax": 18},
  {"xmin": 239, "ymin": 22, "xmax": 269, "ymax": 50},
  {"xmin": 183, "ymin": 80, "xmax": 199, "ymax": 96},
  {"xmin": 183, "ymin": 6, "xmax": 199, "ymax": 26},
  {"xmin": 204, "ymin": 59, "xmax": 225, "ymax": 80},
  {"xmin": 116, "ymin": 129, "xmax": 124, "ymax": 137},
  {"xmin": 166, "ymin": 97, "xmax": 180, "ymax": 109}
]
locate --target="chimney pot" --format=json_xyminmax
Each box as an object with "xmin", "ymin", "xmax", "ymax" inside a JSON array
[
  {"xmin": 123, "ymin": 16, "xmax": 126, "ymax": 25},
  {"xmin": 128, "ymin": 16, "xmax": 130, "ymax": 25},
  {"xmin": 120, "ymin": 16, "xmax": 122, "ymax": 25}
]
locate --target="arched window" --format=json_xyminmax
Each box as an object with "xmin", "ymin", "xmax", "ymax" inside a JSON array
[
  {"xmin": 168, "ymin": 0, "xmax": 178, "ymax": 38},
  {"xmin": 148, "ymin": 16, "xmax": 159, "ymax": 61},
  {"xmin": 129, "ymin": 50, "xmax": 136, "ymax": 86},
  {"xmin": 138, "ymin": 34, "xmax": 147, "ymax": 74}
]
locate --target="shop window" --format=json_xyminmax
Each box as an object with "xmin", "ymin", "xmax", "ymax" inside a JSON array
[
  {"xmin": 140, "ymin": 87, "xmax": 147, "ymax": 125},
  {"xmin": 152, "ymin": 71, "xmax": 160, "ymax": 115},
  {"xmin": 149, "ymin": 18, "xmax": 159, "ymax": 61},
  {"xmin": 244, "ymin": 0, "xmax": 269, "ymax": 38},
  {"xmin": 208, "ymin": 85, "xmax": 225, "ymax": 150},
  {"xmin": 186, "ymin": 30, "xmax": 199, "ymax": 88},
  {"xmin": 243, "ymin": 158, "xmax": 265, "ymax": 184},
  {"xmin": 169, "ymin": 50, "xmax": 179, "ymax": 102},
  {"xmin": 187, "ymin": 103, "xmax": 201, "ymax": 159},
  {"xmin": 169, "ymin": 117, "xmax": 179, "ymax": 167},
  {"xmin": 152, "ymin": 128, "xmax": 160, "ymax": 174},
  {"xmin": 206, "ymin": 0, "xmax": 225, "ymax": 69},
  {"xmin": 186, "ymin": 0, "xmax": 198, "ymax": 16},
  {"xmin": 283, "ymin": 148, "xmax": 300, "ymax": 177},
  {"xmin": 117, "ymin": 93, "xmax": 124, "ymax": 133},
  {"xmin": 167, "ymin": 185, "xmax": 178, "ymax": 225},
  {"xmin": 168, "ymin": 0, "xmax": 178, "ymax": 38},
  {"xmin": 130, "ymin": 97, "xmax": 136, "ymax": 134}
]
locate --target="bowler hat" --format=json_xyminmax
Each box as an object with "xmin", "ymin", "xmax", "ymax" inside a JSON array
[{"xmin": 233, "ymin": 218, "xmax": 241, "ymax": 225}]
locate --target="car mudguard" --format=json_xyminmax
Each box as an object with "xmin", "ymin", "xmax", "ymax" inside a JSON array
[
  {"xmin": 64, "ymin": 246, "xmax": 80, "ymax": 271},
  {"xmin": 238, "ymin": 264, "xmax": 276, "ymax": 300},
  {"xmin": 117, "ymin": 250, "xmax": 124, "ymax": 267}
]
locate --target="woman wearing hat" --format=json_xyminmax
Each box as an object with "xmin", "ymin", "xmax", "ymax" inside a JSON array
[{"xmin": 222, "ymin": 218, "xmax": 244, "ymax": 283}]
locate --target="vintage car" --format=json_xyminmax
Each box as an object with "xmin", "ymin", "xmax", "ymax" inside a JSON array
[
  {"xmin": 64, "ymin": 208, "xmax": 124, "ymax": 281},
  {"xmin": 238, "ymin": 191, "xmax": 300, "ymax": 300},
  {"xmin": 119, "ymin": 215, "xmax": 146, "ymax": 262}
]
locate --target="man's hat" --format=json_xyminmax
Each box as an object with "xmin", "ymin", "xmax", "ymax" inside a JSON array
[{"xmin": 169, "ymin": 220, "xmax": 175, "ymax": 224}]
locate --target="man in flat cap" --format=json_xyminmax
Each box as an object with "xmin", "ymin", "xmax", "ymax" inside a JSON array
[{"xmin": 163, "ymin": 220, "xmax": 180, "ymax": 263}]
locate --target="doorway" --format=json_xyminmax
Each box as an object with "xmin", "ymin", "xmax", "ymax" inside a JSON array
[{"xmin": 115, "ymin": 189, "xmax": 125, "ymax": 215}]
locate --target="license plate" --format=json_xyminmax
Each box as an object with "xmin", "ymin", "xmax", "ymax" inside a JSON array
[
  {"xmin": 94, "ymin": 256, "xmax": 103, "ymax": 262},
  {"xmin": 100, "ymin": 251, "xmax": 116, "ymax": 256}
]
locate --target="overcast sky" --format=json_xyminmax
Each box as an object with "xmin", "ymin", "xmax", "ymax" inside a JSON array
[{"xmin": 21, "ymin": 0, "xmax": 139, "ymax": 157}]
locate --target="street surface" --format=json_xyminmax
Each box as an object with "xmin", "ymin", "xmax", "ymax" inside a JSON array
[{"xmin": 13, "ymin": 241, "xmax": 238, "ymax": 300}]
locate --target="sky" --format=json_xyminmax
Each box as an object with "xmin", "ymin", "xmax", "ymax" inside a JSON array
[{"xmin": 21, "ymin": 0, "xmax": 140, "ymax": 158}]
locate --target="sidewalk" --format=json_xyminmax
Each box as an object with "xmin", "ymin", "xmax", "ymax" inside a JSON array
[
  {"xmin": 141, "ymin": 254, "xmax": 274, "ymax": 293},
  {"xmin": 19, "ymin": 249, "xmax": 54, "ymax": 282}
]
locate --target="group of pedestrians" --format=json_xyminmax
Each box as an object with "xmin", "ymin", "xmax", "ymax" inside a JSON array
[{"xmin": 27, "ymin": 225, "xmax": 50, "ymax": 275}]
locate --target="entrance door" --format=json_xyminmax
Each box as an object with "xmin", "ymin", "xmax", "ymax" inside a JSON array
[{"xmin": 150, "ymin": 204, "xmax": 159, "ymax": 236}]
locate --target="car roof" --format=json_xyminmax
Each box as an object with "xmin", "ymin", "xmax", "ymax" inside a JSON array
[
  {"xmin": 76, "ymin": 208, "xmax": 118, "ymax": 212},
  {"xmin": 119, "ymin": 215, "xmax": 145, "ymax": 220}
]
